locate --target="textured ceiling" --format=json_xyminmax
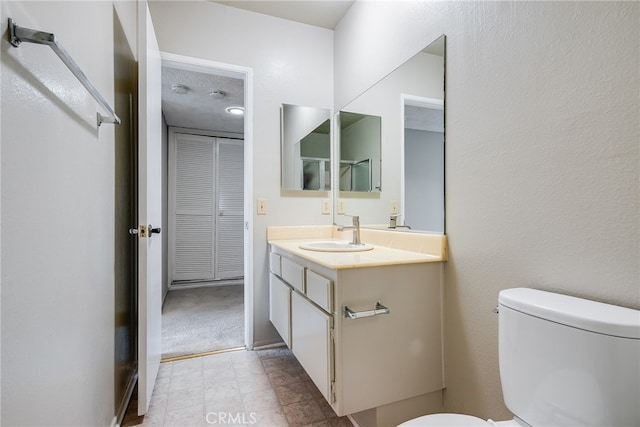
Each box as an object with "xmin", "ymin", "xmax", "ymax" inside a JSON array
[
  {"xmin": 405, "ymin": 105, "xmax": 444, "ymax": 133},
  {"xmin": 161, "ymin": 66, "xmax": 244, "ymax": 133}
]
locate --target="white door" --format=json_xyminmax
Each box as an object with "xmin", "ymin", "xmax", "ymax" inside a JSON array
[{"xmin": 137, "ymin": 1, "xmax": 163, "ymax": 415}]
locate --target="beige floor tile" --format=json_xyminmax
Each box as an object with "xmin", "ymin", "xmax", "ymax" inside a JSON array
[
  {"xmin": 203, "ymin": 366, "xmax": 236, "ymax": 385},
  {"xmin": 204, "ymin": 394, "xmax": 244, "ymax": 414},
  {"xmin": 268, "ymin": 367, "xmax": 309, "ymax": 387},
  {"xmin": 237, "ymin": 373, "xmax": 273, "ymax": 394},
  {"xmin": 282, "ymin": 399, "xmax": 326, "ymax": 426},
  {"xmin": 242, "ymin": 389, "xmax": 282, "ymax": 412},
  {"xmin": 164, "ymin": 402, "xmax": 206, "ymax": 427},
  {"xmin": 152, "ymin": 376, "xmax": 171, "ymax": 397},
  {"xmin": 204, "ymin": 378, "xmax": 241, "ymax": 401},
  {"xmin": 157, "ymin": 362, "xmax": 173, "ymax": 379},
  {"xmin": 253, "ymin": 410, "xmax": 290, "ymax": 427},
  {"xmin": 171, "ymin": 357, "xmax": 203, "ymax": 376},
  {"xmin": 234, "ymin": 360, "xmax": 267, "ymax": 378},
  {"xmin": 169, "ymin": 371, "xmax": 203, "ymax": 392},
  {"xmin": 274, "ymin": 381, "xmax": 316, "ymax": 406},
  {"xmin": 165, "ymin": 386, "xmax": 204, "ymax": 412}
]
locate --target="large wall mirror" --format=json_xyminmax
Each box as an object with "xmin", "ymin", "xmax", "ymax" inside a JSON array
[
  {"xmin": 281, "ymin": 104, "xmax": 331, "ymax": 191},
  {"xmin": 334, "ymin": 35, "xmax": 445, "ymax": 233}
]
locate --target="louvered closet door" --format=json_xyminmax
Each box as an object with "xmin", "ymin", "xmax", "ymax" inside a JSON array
[
  {"xmin": 173, "ymin": 133, "xmax": 215, "ymax": 281},
  {"xmin": 216, "ymin": 139, "xmax": 244, "ymax": 279}
]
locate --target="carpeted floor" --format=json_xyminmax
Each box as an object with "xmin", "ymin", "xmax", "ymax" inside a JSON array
[{"xmin": 161, "ymin": 284, "xmax": 244, "ymax": 359}]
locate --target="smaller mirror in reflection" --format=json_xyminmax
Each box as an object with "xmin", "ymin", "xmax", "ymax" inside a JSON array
[
  {"xmin": 281, "ymin": 104, "xmax": 331, "ymax": 191},
  {"xmin": 339, "ymin": 111, "xmax": 381, "ymax": 192}
]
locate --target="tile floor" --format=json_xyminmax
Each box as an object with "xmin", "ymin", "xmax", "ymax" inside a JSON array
[{"xmin": 124, "ymin": 347, "xmax": 353, "ymax": 427}]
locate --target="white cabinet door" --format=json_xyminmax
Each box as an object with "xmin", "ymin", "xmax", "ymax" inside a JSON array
[
  {"xmin": 269, "ymin": 274, "xmax": 291, "ymax": 348},
  {"xmin": 291, "ymin": 292, "xmax": 333, "ymax": 402}
]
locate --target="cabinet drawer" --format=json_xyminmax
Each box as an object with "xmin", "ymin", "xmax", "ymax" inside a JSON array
[
  {"xmin": 269, "ymin": 252, "xmax": 281, "ymax": 276},
  {"xmin": 281, "ymin": 257, "xmax": 305, "ymax": 293},
  {"xmin": 306, "ymin": 270, "xmax": 333, "ymax": 313},
  {"xmin": 269, "ymin": 274, "xmax": 291, "ymax": 348}
]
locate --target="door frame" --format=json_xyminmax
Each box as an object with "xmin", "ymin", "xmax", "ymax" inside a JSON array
[{"xmin": 160, "ymin": 52, "xmax": 255, "ymax": 349}]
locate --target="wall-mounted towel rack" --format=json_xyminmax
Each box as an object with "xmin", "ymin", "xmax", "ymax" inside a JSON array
[{"xmin": 8, "ymin": 18, "xmax": 121, "ymax": 127}]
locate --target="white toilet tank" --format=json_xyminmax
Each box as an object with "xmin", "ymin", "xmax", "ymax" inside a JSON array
[{"xmin": 498, "ymin": 288, "xmax": 640, "ymax": 427}]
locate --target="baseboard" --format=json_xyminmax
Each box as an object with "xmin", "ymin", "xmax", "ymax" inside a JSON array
[
  {"xmin": 252, "ymin": 341, "xmax": 286, "ymax": 350},
  {"xmin": 347, "ymin": 415, "xmax": 361, "ymax": 427},
  {"xmin": 110, "ymin": 416, "xmax": 118, "ymax": 427},
  {"xmin": 170, "ymin": 279, "xmax": 243, "ymax": 290}
]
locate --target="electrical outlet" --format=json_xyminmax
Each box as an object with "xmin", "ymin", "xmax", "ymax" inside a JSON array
[
  {"xmin": 257, "ymin": 198, "xmax": 267, "ymax": 215},
  {"xmin": 321, "ymin": 199, "xmax": 331, "ymax": 215},
  {"xmin": 390, "ymin": 200, "xmax": 398, "ymax": 214},
  {"xmin": 337, "ymin": 199, "xmax": 345, "ymax": 215}
]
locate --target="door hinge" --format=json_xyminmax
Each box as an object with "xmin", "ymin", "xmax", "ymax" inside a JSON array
[{"xmin": 331, "ymin": 381, "xmax": 336, "ymax": 403}]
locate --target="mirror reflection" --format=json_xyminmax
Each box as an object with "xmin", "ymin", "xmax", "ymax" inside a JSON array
[
  {"xmin": 339, "ymin": 111, "xmax": 381, "ymax": 192},
  {"xmin": 281, "ymin": 104, "xmax": 331, "ymax": 191},
  {"xmin": 335, "ymin": 35, "xmax": 445, "ymax": 233}
]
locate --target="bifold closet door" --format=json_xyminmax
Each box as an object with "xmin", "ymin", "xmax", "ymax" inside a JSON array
[
  {"xmin": 170, "ymin": 133, "xmax": 244, "ymax": 282},
  {"xmin": 172, "ymin": 133, "xmax": 216, "ymax": 281},
  {"xmin": 216, "ymin": 139, "xmax": 244, "ymax": 279}
]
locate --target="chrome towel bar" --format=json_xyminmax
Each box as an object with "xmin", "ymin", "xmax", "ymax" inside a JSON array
[
  {"xmin": 8, "ymin": 18, "xmax": 121, "ymax": 127},
  {"xmin": 344, "ymin": 301, "xmax": 390, "ymax": 319}
]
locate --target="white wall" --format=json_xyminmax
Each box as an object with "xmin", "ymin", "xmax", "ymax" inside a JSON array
[
  {"xmin": 1, "ymin": 1, "xmax": 137, "ymax": 424},
  {"xmin": 335, "ymin": 1, "xmax": 639, "ymax": 420},
  {"xmin": 148, "ymin": 1, "xmax": 334, "ymax": 345}
]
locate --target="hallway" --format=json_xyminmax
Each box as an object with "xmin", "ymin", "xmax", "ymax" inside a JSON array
[{"xmin": 162, "ymin": 285, "xmax": 244, "ymax": 359}]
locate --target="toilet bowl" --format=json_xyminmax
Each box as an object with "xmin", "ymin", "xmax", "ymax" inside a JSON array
[
  {"xmin": 398, "ymin": 413, "xmax": 525, "ymax": 427},
  {"xmin": 398, "ymin": 288, "xmax": 640, "ymax": 427},
  {"xmin": 398, "ymin": 413, "xmax": 488, "ymax": 426}
]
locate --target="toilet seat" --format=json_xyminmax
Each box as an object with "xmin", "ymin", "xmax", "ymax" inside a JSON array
[{"xmin": 398, "ymin": 413, "xmax": 490, "ymax": 426}]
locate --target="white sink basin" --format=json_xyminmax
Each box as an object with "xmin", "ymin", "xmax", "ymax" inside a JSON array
[{"xmin": 299, "ymin": 240, "xmax": 374, "ymax": 252}]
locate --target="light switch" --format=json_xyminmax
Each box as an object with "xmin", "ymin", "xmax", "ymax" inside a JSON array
[
  {"xmin": 321, "ymin": 199, "xmax": 331, "ymax": 215},
  {"xmin": 257, "ymin": 198, "xmax": 267, "ymax": 215},
  {"xmin": 337, "ymin": 199, "xmax": 345, "ymax": 215}
]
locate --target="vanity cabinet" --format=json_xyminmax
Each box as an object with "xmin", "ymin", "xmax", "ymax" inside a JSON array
[{"xmin": 269, "ymin": 244, "xmax": 444, "ymax": 417}]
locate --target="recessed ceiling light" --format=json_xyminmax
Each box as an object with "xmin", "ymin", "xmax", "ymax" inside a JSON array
[
  {"xmin": 225, "ymin": 106, "xmax": 244, "ymax": 116},
  {"xmin": 210, "ymin": 90, "xmax": 226, "ymax": 99},
  {"xmin": 171, "ymin": 84, "xmax": 188, "ymax": 94}
]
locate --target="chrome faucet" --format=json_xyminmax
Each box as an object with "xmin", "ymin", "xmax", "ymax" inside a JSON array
[{"xmin": 337, "ymin": 215, "xmax": 361, "ymax": 245}]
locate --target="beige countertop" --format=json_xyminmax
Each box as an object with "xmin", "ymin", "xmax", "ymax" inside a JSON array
[{"xmin": 269, "ymin": 238, "xmax": 442, "ymax": 270}]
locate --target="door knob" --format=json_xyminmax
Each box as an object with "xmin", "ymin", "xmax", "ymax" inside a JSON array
[{"xmin": 149, "ymin": 225, "xmax": 161, "ymax": 235}]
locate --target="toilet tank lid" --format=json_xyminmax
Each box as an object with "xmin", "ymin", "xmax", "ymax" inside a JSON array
[{"xmin": 499, "ymin": 288, "xmax": 640, "ymax": 339}]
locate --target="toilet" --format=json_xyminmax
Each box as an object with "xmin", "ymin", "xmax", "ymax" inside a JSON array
[{"xmin": 400, "ymin": 287, "xmax": 640, "ymax": 427}]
